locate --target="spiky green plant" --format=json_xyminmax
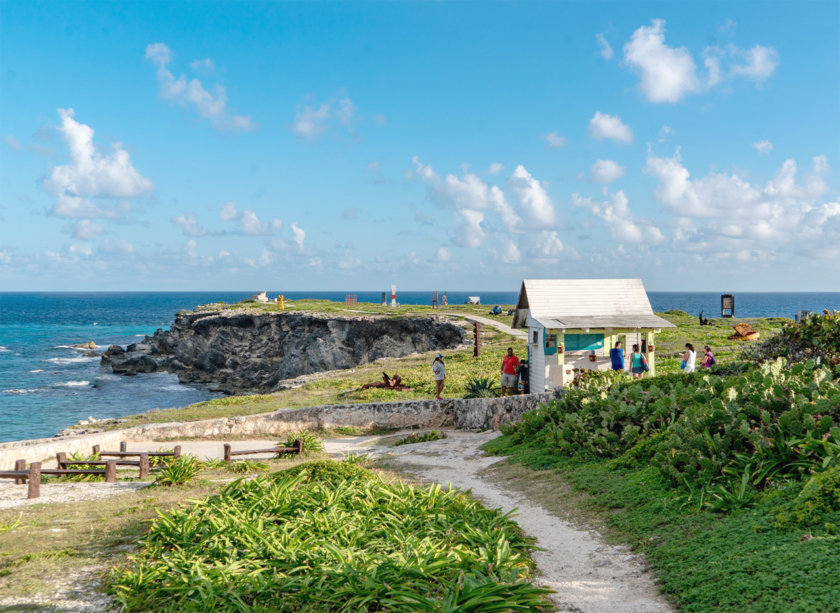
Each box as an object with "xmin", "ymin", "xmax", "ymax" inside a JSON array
[
  {"xmin": 153, "ymin": 455, "xmax": 201, "ymax": 487},
  {"xmin": 464, "ymin": 376, "xmax": 499, "ymax": 398},
  {"xmin": 109, "ymin": 460, "xmax": 552, "ymax": 611},
  {"xmin": 280, "ymin": 430, "xmax": 323, "ymax": 455},
  {"xmin": 394, "ymin": 430, "xmax": 447, "ymax": 446},
  {"xmin": 227, "ymin": 460, "xmax": 269, "ymax": 474}
]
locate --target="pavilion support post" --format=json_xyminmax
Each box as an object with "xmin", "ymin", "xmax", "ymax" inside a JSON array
[{"xmin": 645, "ymin": 331, "xmax": 656, "ymax": 377}]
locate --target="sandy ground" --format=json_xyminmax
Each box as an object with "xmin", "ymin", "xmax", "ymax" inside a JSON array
[{"xmin": 1, "ymin": 433, "xmax": 673, "ymax": 612}]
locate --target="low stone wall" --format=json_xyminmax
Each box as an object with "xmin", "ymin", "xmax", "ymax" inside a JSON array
[{"xmin": 0, "ymin": 391, "xmax": 561, "ymax": 469}]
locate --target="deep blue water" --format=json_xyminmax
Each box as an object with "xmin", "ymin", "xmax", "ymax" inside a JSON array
[{"xmin": 1, "ymin": 291, "xmax": 838, "ymax": 443}]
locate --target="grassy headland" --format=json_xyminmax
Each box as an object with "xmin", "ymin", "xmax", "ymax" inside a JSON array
[{"xmin": 101, "ymin": 304, "xmax": 783, "ymax": 430}]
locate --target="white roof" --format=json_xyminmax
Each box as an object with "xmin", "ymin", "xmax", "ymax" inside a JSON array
[{"xmin": 513, "ymin": 278, "xmax": 674, "ymax": 330}]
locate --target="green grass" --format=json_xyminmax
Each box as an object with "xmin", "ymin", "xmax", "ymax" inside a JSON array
[
  {"xmin": 109, "ymin": 460, "xmax": 552, "ymax": 612},
  {"xmin": 108, "ymin": 340, "xmax": 525, "ymax": 429},
  {"xmin": 654, "ymin": 310, "xmax": 787, "ymax": 370},
  {"xmin": 484, "ymin": 440, "xmax": 839, "ymax": 612}
]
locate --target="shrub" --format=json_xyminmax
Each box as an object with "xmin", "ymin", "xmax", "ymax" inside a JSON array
[
  {"xmin": 776, "ymin": 465, "xmax": 840, "ymax": 530},
  {"xmin": 154, "ymin": 455, "xmax": 202, "ymax": 486},
  {"xmin": 394, "ymin": 430, "xmax": 447, "ymax": 446},
  {"xmin": 745, "ymin": 310, "xmax": 840, "ymax": 366},
  {"xmin": 655, "ymin": 359, "xmax": 840, "ymax": 492},
  {"xmin": 111, "ymin": 460, "xmax": 551, "ymax": 611},
  {"xmin": 228, "ymin": 460, "xmax": 269, "ymax": 474},
  {"xmin": 464, "ymin": 376, "xmax": 499, "ymax": 398},
  {"xmin": 280, "ymin": 430, "xmax": 323, "ymax": 455}
]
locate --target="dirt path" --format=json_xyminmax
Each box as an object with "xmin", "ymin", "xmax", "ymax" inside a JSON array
[
  {"xmin": 443, "ymin": 312, "xmax": 527, "ymax": 338},
  {"xmin": 326, "ymin": 431, "xmax": 673, "ymax": 613}
]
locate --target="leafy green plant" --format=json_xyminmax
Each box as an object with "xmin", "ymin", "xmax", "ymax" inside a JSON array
[
  {"xmin": 227, "ymin": 460, "xmax": 268, "ymax": 474},
  {"xmin": 280, "ymin": 430, "xmax": 323, "ymax": 455},
  {"xmin": 464, "ymin": 376, "xmax": 499, "ymax": 398},
  {"xmin": 57, "ymin": 451, "xmax": 104, "ymax": 482},
  {"xmin": 0, "ymin": 513, "xmax": 22, "ymax": 533},
  {"xmin": 110, "ymin": 460, "xmax": 551, "ymax": 611},
  {"xmin": 343, "ymin": 452, "xmax": 372, "ymax": 465},
  {"xmin": 333, "ymin": 425, "xmax": 363, "ymax": 435},
  {"xmin": 394, "ymin": 430, "xmax": 448, "ymax": 446},
  {"xmin": 153, "ymin": 455, "xmax": 201, "ymax": 487}
]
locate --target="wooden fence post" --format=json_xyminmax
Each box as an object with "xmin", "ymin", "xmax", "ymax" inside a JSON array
[
  {"xmin": 294, "ymin": 439, "xmax": 304, "ymax": 455},
  {"xmin": 14, "ymin": 459, "xmax": 26, "ymax": 484},
  {"xmin": 474, "ymin": 322, "xmax": 481, "ymax": 357},
  {"xmin": 92, "ymin": 444, "xmax": 100, "ymax": 455},
  {"xmin": 173, "ymin": 445, "xmax": 182, "ymax": 459},
  {"xmin": 56, "ymin": 452, "xmax": 66, "ymax": 469},
  {"xmin": 120, "ymin": 441, "xmax": 127, "ymax": 452},
  {"xmin": 105, "ymin": 460, "xmax": 116, "ymax": 483},
  {"xmin": 138, "ymin": 453, "xmax": 150, "ymax": 479},
  {"xmin": 223, "ymin": 444, "xmax": 232, "ymax": 462},
  {"xmin": 27, "ymin": 462, "xmax": 41, "ymax": 499}
]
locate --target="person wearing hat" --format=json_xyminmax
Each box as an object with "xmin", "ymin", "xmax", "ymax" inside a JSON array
[{"xmin": 432, "ymin": 353, "xmax": 445, "ymax": 400}]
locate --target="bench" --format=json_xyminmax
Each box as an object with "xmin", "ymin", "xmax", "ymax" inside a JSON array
[
  {"xmin": 0, "ymin": 460, "xmax": 117, "ymax": 499},
  {"xmin": 57, "ymin": 452, "xmax": 150, "ymax": 478},
  {"xmin": 223, "ymin": 439, "xmax": 303, "ymax": 462}
]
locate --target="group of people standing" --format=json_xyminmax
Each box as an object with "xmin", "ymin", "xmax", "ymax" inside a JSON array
[
  {"xmin": 609, "ymin": 341, "xmax": 717, "ymax": 378},
  {"xmin": 431, "ymin": 347, "xmax": 529, "ymax": 400}
]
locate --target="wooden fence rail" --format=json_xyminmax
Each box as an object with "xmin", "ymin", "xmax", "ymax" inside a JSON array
[
  {"xmin": 223, "ymin": 439, "xmax": 303, "ymax": 462},
  {"xmin": 0, "ymin": 460, "xmax": 117, "ymax": 499},
  {"xmin": 57, "ymin": 452, "xmax": 150, "ymax": 478}
]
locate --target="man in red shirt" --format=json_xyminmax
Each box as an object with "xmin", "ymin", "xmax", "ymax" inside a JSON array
[{"xmin": 500, "ymin": 347, "xmax": 520, "ymax": 396}]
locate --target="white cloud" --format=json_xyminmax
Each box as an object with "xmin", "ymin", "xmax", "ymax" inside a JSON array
[
  {"xmin": 533, "ymin": 231, "xmax": 564, "ymax": 257},
  {"xmin": 45, "ymin": 109, "xmax": 153, "ymax": 218},
  {"xmin": 68, "ymin": 220, "xmax": 104, "ymax": 240},
  {"xmin": 190, "ymin": 58, "xmax": 215, "ymax": 74},
  {"xmin": 591, "ymin": 159, "xmax": 626, "ymax": 183},
  {"xmin": 572, "ymin": 189, "xmax": 664, "ymax": 244},
  {"xmin": 145, "ymin": 42, "xmax": 254, "ymax": 131},
  {"xmin": 588, "ymin": 112, "xmax": 632, "ymax": 144},
  {"xmin": 623, "ymin": 19, "xmax": 700, "ymax": 103},
  {"xmin": 218, "ymin": 202, "xmax": 281, "ymax": 235},
  {"xmin": 507, "ymin": 165, "xmax": 556, "ymax": 226},
  {"xmin": 501, "ymin": 239, "xmax": 521, "ymax": 264},
  {"xmin": 623, "ymin": 20, "xmax": 779, "ymax": 103},
  {"xmin": 4, "ymin": 135, "xmax": 20, "ymax": 152},
  {"xmin": 290, "ymin": 221, "xmax": 305, "ymax": 251},
  {"xmin": 99, "ymin": 239, "xmax": 135, "ymax": 256},
  {"xmin": 412, "ymin": 156, "xmax": 520, "ymax": 243},
  {"xmin": 645, "ymin": 149, "xmax": 836, "ymax": 259},
  {"xmin": 488, "ymin": 163, "xmax": 504, "ymax": 175},
  {"xmin": 596, "ymin": 33, "xmax": 613, "ymax": 60},
  {"xmin": 753, "ymin": 140, "xmax": 774, "ymax": 154},
  {"xmin": 541, "ymin": 132, "xmax": 567, "ymax": 148},
  {"xmin": 730, "ymin": 45, "xmax": 779, "ymax": 81},
  {"xmin": 292, "ymin": 96, "xmax": 356, "ymax": 139},
  {"xmin": 172, "ymin": 214, "xmax": 206, "ymax": 236},
  {"xmin": 0, "ymin": 249, "xmax": 10, "ymax": 264},
  {"xmin": 435, "ymin": 246, "xmax": 451, "ymax": 262}
]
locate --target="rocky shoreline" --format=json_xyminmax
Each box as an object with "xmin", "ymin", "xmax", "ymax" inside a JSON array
[{"xmin": 100, "ymin": 310, "xmax": 465, "ymax": 395}]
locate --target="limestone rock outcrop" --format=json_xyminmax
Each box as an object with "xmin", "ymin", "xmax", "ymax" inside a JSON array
[{"xmin": 101, "ymin": 310, "xmax": 465, "ymax": 394}]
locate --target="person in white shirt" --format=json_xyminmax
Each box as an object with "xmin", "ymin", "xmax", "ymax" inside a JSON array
[
  {"xmin": 432, "ymin": 353, "xmax": 445, "ymax": 400},
  {"xmin": 683, "ymin": 343, "xmax": 697, "ymax": 373}
]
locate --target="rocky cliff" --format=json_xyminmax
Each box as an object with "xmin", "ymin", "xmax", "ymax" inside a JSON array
[{"xmin": 101, "ymin": 310, "xmax": 466, "ymax": 394}]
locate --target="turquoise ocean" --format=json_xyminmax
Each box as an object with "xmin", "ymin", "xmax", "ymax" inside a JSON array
[{"xmin": 2, "ymin": 291, "xmax": 838, "ymax": 443}]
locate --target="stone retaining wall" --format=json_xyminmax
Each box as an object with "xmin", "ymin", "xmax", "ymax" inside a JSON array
[{"xmin": 0, "ymin": 391, "xmax": 561, "ymax": 469}]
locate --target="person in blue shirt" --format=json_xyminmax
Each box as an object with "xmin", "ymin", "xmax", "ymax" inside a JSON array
[{"xmin": 609, "ymin": 341, "xmax": 624, "ymax": 371}]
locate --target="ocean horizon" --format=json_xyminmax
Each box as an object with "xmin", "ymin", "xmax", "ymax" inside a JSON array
[{"xmin": 2, "ymin": 290, "xmax": 839, "ymax": 443}]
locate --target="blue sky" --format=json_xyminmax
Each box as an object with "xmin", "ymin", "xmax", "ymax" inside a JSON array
[{"xmin": 1, "ymin": 1, "xmax": 839, "ymax": 291}]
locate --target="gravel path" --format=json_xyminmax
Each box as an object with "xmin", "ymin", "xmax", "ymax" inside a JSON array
[{"xmin": 325, "ymin": 431, "xmax": 673, "ymax": 613}]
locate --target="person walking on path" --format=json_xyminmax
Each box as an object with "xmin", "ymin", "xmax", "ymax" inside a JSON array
[
  {"xmin": 702, "ymin": 345, "xmax": 717, "ymax": 369},
  {"xmin": 501, "ymin": 347, "xmax": 520, "ymax": 396},
  {"xmin": 609, "ymin": 341, "xmax": 624, "ymax": 371},
  {"xmin": 432, "ymin": 353, "xmax": 446, "ymax": 400},
  {"xmin": 629, "ymin": 344, "xmax": 647, "ymax": 379},
  {"xmin": 682, "ymin": 343, "xmax": 697, "ymax": 373}
]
